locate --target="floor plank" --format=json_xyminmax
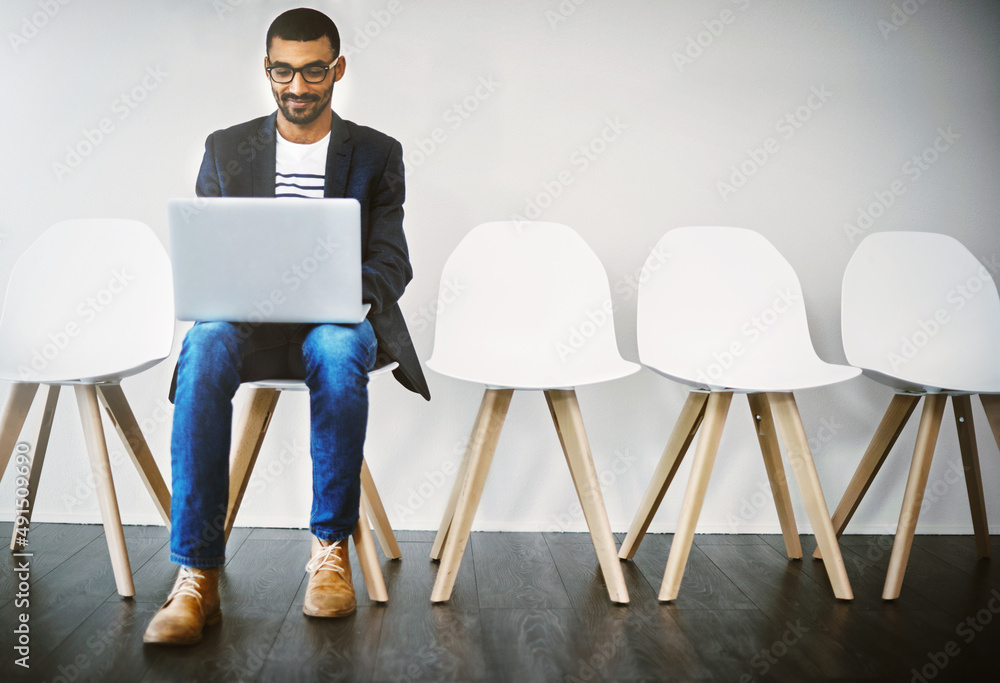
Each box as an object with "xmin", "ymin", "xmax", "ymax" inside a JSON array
[
  {"xmin": 31, "ymin": 600, "xmax": 160, "ymax": 683},
  {"xmin": 544, "ymin": 532, "xmax": 710, "ymax": 678},
  {"xmin": 0, "ymin": 528, "xmax": 163, "ymax": 660},
  {"xmin": 574, "ymin": 605, "xmax": 711, "ymax": 680},
  {"xmin": 141, "ymin": 609, "xmax": 289, "ymax": 682},
  {"xmin": 759, "ymin": 534, "xmax": 940, "ymax": 610},
  {"xmin": 375, "ymin": 541, "xmax": 478, "ymax": 613},
  {"xmin": 693, "ymin": 533, "xmax": 766, "ymax": 545},
  {"xmin": 671, "ymin": 608, "xmax": 822, "ymax": 682},
  {"xmin": 373, "ymin": 606, "xmax": 486, "ymax": 682},
  {"xmin": 698, "ymin": 542, "xmax": 884, "ymax": 679},
  {"xmin": 913, "ymin": 535, "xmax": 1000, "ymax": 586},
  {"xmin": 479, "ymin": 608, "xmax": 586, "ymax": 682},
  {"xmin": 623, "ymin": 531, "xmax": 758, "ymax": 610},
  {"xmin": 545, "ymin": 531, "xmax": 655, "ymax": 617},
  {"xmin": 0, "ymin": 523, "xmax": 104, "ymax": 596},
  {"xmin": 841, "ymin": 535, "xmax": 1000, "ymax": 621},
  {"xmin": 257, "ymin": 606, "xmax": 384, "ymax": 683},
  {"xmin": 472, "ymin": 532, "xmax": 571, "ymax": 609},
  {"xmin": 220, "ymin": 538, "xmax": 307, "ymax": 617},
  {"xmin": 2, "ymin": 525, "xmax": 999, "ymax": 682}
]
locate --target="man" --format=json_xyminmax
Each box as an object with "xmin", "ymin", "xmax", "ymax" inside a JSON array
[{"xmin": 144, "ymin": 7, "xmax": 429, "ymax": 645}]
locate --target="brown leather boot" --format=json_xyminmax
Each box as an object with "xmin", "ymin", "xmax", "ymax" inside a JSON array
[
  {"xmin": 303, "ymin": 536, "xmax": 356, "ymax": 617},
  {"xmin": 143, "ymin": 566, "xmax": 222, "ymax": 645}
]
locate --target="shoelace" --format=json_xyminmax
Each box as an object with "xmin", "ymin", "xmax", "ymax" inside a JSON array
[
  {"xmin": 169, "ymin": 566, "xmax": 206, "ymax": 605},
  {"xmin": 305, "ymin": 539, "xmax": 346, "ymax": 575}
]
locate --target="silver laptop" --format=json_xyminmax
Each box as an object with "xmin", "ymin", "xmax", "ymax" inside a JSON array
[{"xmin": 168, "ymin": 197, "xmax": 369, "ymax": 323}]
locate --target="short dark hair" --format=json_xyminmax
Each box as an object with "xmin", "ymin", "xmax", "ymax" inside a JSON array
[{"xmin": 266, "ymin": 8, "xmax": 340, "ymax": 57}]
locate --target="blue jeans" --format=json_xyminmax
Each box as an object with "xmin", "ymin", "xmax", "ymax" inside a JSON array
[{"xmin": 169, "ymin": 320, "xmax": 377, "ymax": 567}]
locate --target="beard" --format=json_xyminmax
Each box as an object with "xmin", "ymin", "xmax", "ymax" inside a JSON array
[{"xmin": 273, "ymin": 81, "xmax": 334, "ymax": 125}]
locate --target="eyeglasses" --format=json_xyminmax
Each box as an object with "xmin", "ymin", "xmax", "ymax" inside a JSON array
[{"xmin": 266, "ymin": 61, "xmax": 336, "ymax": 84}]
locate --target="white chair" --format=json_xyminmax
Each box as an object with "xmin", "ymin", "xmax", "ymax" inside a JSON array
[
  {"xmin": 223, "ymin": 364, "xmax": 402, "ymax": 603},
  {"xmin": 427, "ymin": 221, "xmax": 639, "ymax": 604},
  {"xmin": 0, "ymin": 219, "xmax": 174, "ymax": 597},
  {"xmin": 822, "ymin": 231, "xmax": 1000, "ymax": 599},
  {"xmin": 619, "ymin": 226, "xmax": 857, "ymax": 601}
]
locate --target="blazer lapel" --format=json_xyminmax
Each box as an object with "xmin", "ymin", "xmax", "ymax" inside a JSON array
[
  {"xmin": 324, "ymin": 111, "xmax": 353, "ymax": 198},
  {"xmin": 251, "ymin": 112, "xmax": 277, "ymax": 197}
]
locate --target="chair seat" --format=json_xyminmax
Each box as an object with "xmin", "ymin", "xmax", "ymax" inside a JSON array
[
  {"xmin": 426, "ymin": 356, "xmax": 639, "ymax": 390},
  {"xmin": 645, "ymin": 357, "xmax": 860, "ymax": 393},
  {"xmin": 244, "ymin": 362, "xmax": 399, "ymax": 391},
  {"xmin": 857, "ymin": 368, "xmax": 1000, "ymax": 396},
  {"xmin": 0, "ymin": 368, "xmax": 167, "ymax": 385}
]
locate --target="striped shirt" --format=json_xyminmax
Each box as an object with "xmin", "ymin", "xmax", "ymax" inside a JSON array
[{"xmin": 275, "ymin": 131, "xmax": 329, "ymax": 198}]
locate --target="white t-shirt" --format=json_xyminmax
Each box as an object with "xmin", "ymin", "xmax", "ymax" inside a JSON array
[{"xmin": 275, "ymin": 131, "xmax": 330, "ymax": 198}]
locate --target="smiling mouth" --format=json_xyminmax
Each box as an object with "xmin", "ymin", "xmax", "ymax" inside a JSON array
[{"xmin": 283, "ymin": 96, "xmax": 317, "ymax": 106}]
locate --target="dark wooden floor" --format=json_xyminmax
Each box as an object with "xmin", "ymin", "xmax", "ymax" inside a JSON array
[{"xmin": 1, "ymin": 524, "xmax": 999, "ymax": 682}]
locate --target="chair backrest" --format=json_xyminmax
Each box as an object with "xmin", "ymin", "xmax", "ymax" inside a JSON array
[
  {"xmin": 426, "ymin": 221, "xmax": 638, "ymax": 389},
  {"xmin": 0, "ymin": 219, "xmax": 174, "ymax": 383},
  {"xmin": 842, "ymin": 231, "xmax": 1000, "ymax": 393},
  {"xmin": 637, "ymin": 226, "xmax": 855, "ymax": 391}
]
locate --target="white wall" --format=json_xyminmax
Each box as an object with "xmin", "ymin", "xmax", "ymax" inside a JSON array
[{"xmin": 1, "ymin": 0, "xmax": 998, "ymax": 535}]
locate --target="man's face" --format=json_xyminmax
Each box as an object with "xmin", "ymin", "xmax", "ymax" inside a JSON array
[{"xmin": 266, "ymin": 36, "xmax": 343, "ymax": 126}]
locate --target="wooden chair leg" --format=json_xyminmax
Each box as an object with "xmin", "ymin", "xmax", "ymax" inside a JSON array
[
  {"xmin": 882, "ymin": 393, "xmax": 947, "ymax": 600},
  {"xmin": 953, "ymin": 395, "xmax": 990, "ymax": 558},
  {"xmin": 429, "ymin": 441, "xmax": 470, "ymax": 561},
  {"xmin": 0, "ymin": 383, "xmax": 39, "ymax": 478},
  {"xmin": 352, "ymin": 495, "xmax": 388, "ymax": 602},
  {"xmin": 97, "ymin": 384, "xmax": 171, "ymax": 528},
  {"xmin": 980, "ymin": 394, "xmax": 1000, "ymax": 453},
  {"xmin": 10, "ymin": 386, "xmax": 59, "ymax": 551},
  {"xmin": 431, "ymin": 388, "xmax": 512, "ymax": 603},
  {"xmin": 545, "ymin": 389, "xmax": 629, "ymax": 604},
  {"xmin": 430, "ymin": 388, "xmax": 508, "ymax": 561},
  {"xmin": 746, "ymin": 393, "xmax": 801, "ymax": 559},
  {"xmin": 660, "ymin": 391, "xmax": 733, "ymax": 602},
  {"xmin": 429, "ymin": 462, "xmax": 459, "ymax": 560},
  {"xmin": 75, "ymin": 384, "xmax": 134, "ymax": 597},
  {"xmin": 814, "ymin": 393, "xmax": 920, "ymax": 559},
  {"xmin": 619, "ymin": 391, "xmax": 708, "ymax": 559},
  {"xmin": 225, "ymin": 388, "xmax": 281, "ymax": 543},
  {"xmin": 360, "ymin": 458, "xmax": 401, "ymax": 560},
  {"xmin": 768, "ymin": 392, "xmax": 852, "ymax": 600}
]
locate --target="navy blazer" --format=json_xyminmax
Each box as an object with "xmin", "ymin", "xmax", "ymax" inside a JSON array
[{"xmin": 170, "ymin": 110, "xmax": 430, "ymax": 400}]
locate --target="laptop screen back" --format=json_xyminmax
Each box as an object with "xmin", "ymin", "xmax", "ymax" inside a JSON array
[{"xmin": 168, "ymin": 197, "xmax": 367, "ymax": 323}]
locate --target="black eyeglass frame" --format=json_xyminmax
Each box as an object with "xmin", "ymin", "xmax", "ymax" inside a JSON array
[{"xmin": 265, "ymin": 60, "xmax": 338, "ymax": 84}]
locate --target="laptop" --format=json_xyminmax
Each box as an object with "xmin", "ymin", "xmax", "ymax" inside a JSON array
[{"xmin": 168, "ymin": 197, "xmax": 369, "ymax": 323}]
